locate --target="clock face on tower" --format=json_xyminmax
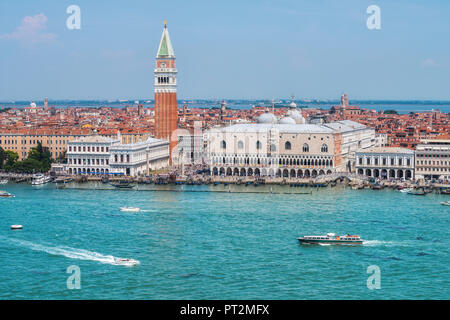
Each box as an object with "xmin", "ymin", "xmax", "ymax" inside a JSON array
[{"xmin": 160, "ymin": 62, "xmax": 166, "ymax": 68}]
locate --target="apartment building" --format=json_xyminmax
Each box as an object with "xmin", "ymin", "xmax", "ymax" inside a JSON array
[{"xmin": 415, "ymin": 139, "xmax": 450, "ymax": 181}]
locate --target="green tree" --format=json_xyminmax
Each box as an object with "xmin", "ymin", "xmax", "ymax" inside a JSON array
[
  {"xmin": 1, "ymin": 142, "xmax": 54, "ymax": 173},
  {"xmin": 28, "ymin": 141, "xmax": 52, "ymax": 172},
  {"xmin": 3, "ymin": 150, "xmax": 19, "ymax": 170},
  {"xmin": 384, "ymin": 109, "xmax": 398, "ymax": 115},
  {"xmin": 0, "ymin": 147, "xmax": 6, "ymax": 169},
  {"xmin": 13, "ymin": 158, "xmax": 44, "ymax": 173}
]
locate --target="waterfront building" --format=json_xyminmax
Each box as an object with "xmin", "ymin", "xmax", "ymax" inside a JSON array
[
  {"xmin": 154, "ymin": 20, "xmax": 178, "ymax": 161},
  {"xmin": 415, "ymin": 138, "xmax": 450, "ymax": 181},
  {"xmin": 109, "ymin": 135, "xmax": 169, "ymax": 176},
  {"xmin": 204, "ymin": 113, "xmax": 376, "ymax": 177},
  {"xmin": 0, "ymin": 131, "xmax": 151, "ymax": 161},
  {"xmin": 175, "ymin": 133, "xmax": 204, "ymax": 165},
  {"xmin": 67, "ymin": 135, "xmax": 118, "ymax": 175},
  {"xmin": 321, "ymin": 120, "xmax": 376, "ymax": 172},
  {"xmin": 355, "ymin": 147, "xmax": 415, "ymax": 180},
  {"xmin": 67, "ymin": 133, "xmax": 170, "ymax": 176},
  {"xmin": 174, "ymin": 121, "xmax": 204, "ymax": 166}
]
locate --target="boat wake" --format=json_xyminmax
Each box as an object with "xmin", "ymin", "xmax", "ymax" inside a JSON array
[
  {"xmin": 362, "ymin": 240, "xmax": 397, "ymax": 246},
  {"xmin": 2, "ymin": 237, "xmax": 139, "ymax": 266}
]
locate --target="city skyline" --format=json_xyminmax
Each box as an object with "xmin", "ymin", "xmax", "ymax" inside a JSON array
[{"xmin": 1, "ymin": 0, "xmax": 450, "ymax": 101}]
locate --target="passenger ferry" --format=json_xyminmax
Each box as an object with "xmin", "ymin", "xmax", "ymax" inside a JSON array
[
  {"xmin": 298, "ymin": 233, "xmax": 363, "ymax": 245},
  {"xmin": 31, "ymin": 174, "xmax": 52, "ymax": 185}
]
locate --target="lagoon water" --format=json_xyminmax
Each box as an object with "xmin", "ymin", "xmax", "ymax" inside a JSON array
[{"xmin": 0, "ymin": 183, "xmax": 448, "ymax": 299}]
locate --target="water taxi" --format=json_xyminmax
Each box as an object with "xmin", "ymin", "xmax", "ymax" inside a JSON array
[
  {"xmin": 114, "ymin": 258, "xmax": 140, "ymax": 266},
  {"xmin": 120, "ymin": 207, "xmax": 141, "ymax": 212},
  {"xmin": 0, "ymin": 179, "xmax": 8, "ymax": 184},
  {"xmin": 298, "ymin": 233, "xmax": 363, "ymax": 245},
  {"xmin": 399, "ymin": 188, "xmax": 411, "ymax": 193},
  {"xmin": 441, "ymin": 201, "xmax": 450, "ymax": 206},
  {"xmin": 0, "ymin": 190, "xmax": 14, "ymax": 198},
  {"xmin": 11, "ymin": 225, "xmax": 23, "ymax": 230}
]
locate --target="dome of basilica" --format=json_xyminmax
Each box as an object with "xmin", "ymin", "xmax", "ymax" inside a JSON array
[
  {"xmin": 279, "ymin": 116, "xmax": 296, "ymax": 125},
  {"xmin": 286, "ymin": 109, "xmax": 305, "ymax": 124},
  {"xmin": 256, "ymin": 112, "xmax": 277, "ymax": 124}
]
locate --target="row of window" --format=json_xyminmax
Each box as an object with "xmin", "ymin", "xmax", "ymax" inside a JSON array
[
  {"xmin": 113, "ymin": 154, "xmax": 130, "ymax": 163},
  {"xmin": 417, "ymin": 167, "xmax": 449, "ymax": 172},
  {"xmin": 211, "ymin": 157, "xmax": 333, "ymax": 167},
  {"xmin": 358, "ymin": 157, "xmax": 412, "ymax": 166},
  {"xmin": 69, "ymin": 158, "xmax": 109, "ymax": 165},
  {"xmin": 157, "ymin": 76, "xmax": 171, "ymax": 84},
  {"xmin": 69, "ymin": 146, "xmax": 109, "ymax": 153},
  {"xmin": 221, "ymin": 141, "xmax": 328, "ymax": 153},
  {"xmin": 417, "ymin": 160, "xmax": 449, "ymax": 166},
  {"xmin": 69, "ymin": 168, "xmax": 110, "ymax": 174},
  {"xmin": 416, "ymin": 153, "xmax": 449, "ymax": 158}
]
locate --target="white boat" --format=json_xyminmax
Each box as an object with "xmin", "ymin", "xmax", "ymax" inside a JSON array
[
  {"xmin": 31, "ymin": 174, "xmax": 52, "ymax": 185},
  {"xmin": 399, "ymin": 188, "xmax": 411, "ymax": 193},
  {"xmin": 441, "ymin": 201, "xmax": 450, "ymax": 206},
  {"xmin": 114, "ymin": 258, "xmax": 140, "ymax": 266},
  {"xmin": 120, "ymin": 207, "xmax": 141, "ymax": 212},
  {"xmin": 0, "ymin": 190, "xmax": 14, "ymax": 198},
  {"xmin": 11, "ymin": 225, "xmax": 23, "ymax": 230},
  {"xmin": 298, "ymin": 233, "xmax": 364, "ymax": 245},
  {"xmin": 0, "ymin": 179, "xmax": 8, "ymax": 184}
]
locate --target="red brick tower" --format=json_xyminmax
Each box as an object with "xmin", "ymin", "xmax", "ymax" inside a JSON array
[{"xmin": 154, "ymin": 20, "xmax": 178, "ymax": 163}]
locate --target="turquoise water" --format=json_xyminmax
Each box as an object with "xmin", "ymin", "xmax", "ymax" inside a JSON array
[{"xmin": 0, "ymin": 183, "xmax": 448, "ymax": 299}]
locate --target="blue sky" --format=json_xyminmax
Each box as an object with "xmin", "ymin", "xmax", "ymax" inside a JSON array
[{"xmin": 0, "ymin": 0, "xmax": 449, "ymax": 100}]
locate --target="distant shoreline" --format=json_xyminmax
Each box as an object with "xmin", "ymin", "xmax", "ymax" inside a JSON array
[{"xmin": 1, "ymin": 100, "xmax": 449, "ymax": 113}]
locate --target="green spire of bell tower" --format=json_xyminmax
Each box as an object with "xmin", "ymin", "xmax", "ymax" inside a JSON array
[{"xmin": 156, "ymin": 20, "xmax": 175, "ymax": 58}]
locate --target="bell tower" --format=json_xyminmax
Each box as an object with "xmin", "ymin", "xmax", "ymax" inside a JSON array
[{"xmin": 154, "ymin": 20, "xmax": 178, "ymax": 162}]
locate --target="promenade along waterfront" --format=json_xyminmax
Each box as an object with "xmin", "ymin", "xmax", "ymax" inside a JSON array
[{"xmin": 0, "ymin": 183, "xmax": 448, "ymax": 299}]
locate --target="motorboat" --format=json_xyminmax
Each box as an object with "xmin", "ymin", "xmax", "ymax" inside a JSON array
[
  {"xmin": 0, "ymin": 190, "xmax": 14, "ymax": 198},
  {"xmin": 407, "ymin": 188, "xmax": 426, "ymax": 196},
  {"xmin": 120, "ymin": 207, "xmax": 141, "ymax": 212},
  {"xmin": 114, "ymin": 258, "xmax": 140, "ymax": 266},
  {"xmin": 441, "ymin": 201, "xmax": 450, "ymax": 206},
  {"xmin": 31, "ymin": 174, "xmax": 52, "ymax": 185},
  {"xmin": 298, "ymin": 233, "xmax": 363, "ymax": 245},
  {"xmin": 110, "ymin": 181, "xmax": 135, "ymax": 189},
  {"xmin": 0, "ymin": 179, "xmax": 8, "ymax": 184},
  {"xmin": 399, "ymin": 188, "xmax": 411, "ymax": 193},
  {"xmin": 11, "ymin": 225, "xmax": 23, "ymax": 230}
]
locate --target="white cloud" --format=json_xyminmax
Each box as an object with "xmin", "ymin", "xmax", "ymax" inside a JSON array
[
  {"xmin": 421, "ymin": 58, "xmax": 438, "ymax": 68},
  {"xmin": 1, "ymin": 14, "xmax": 56, "ymax": 44}
]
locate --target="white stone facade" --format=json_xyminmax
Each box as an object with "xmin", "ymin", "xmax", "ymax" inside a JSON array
[
  {"xmin": 355, "ymin": 147, "xmax": 415, "ymax": 180},
  {"xmin": 415, "ymin": 139, "xmax": 450, "ymax": 181},
  {"xmin": 204, "ymin": 120, "xmax": 376, "ymax": 178},
  {"xmin": 109, "ymin": 138, "xmax": 169, "ymax": 176},
  {"xmin": 67, "ymin": 136, "xmax": 117, "ymax": 175},
  {"xmin": 67, "ymin": 135, "xmax": 169, "ymax": 176}
]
